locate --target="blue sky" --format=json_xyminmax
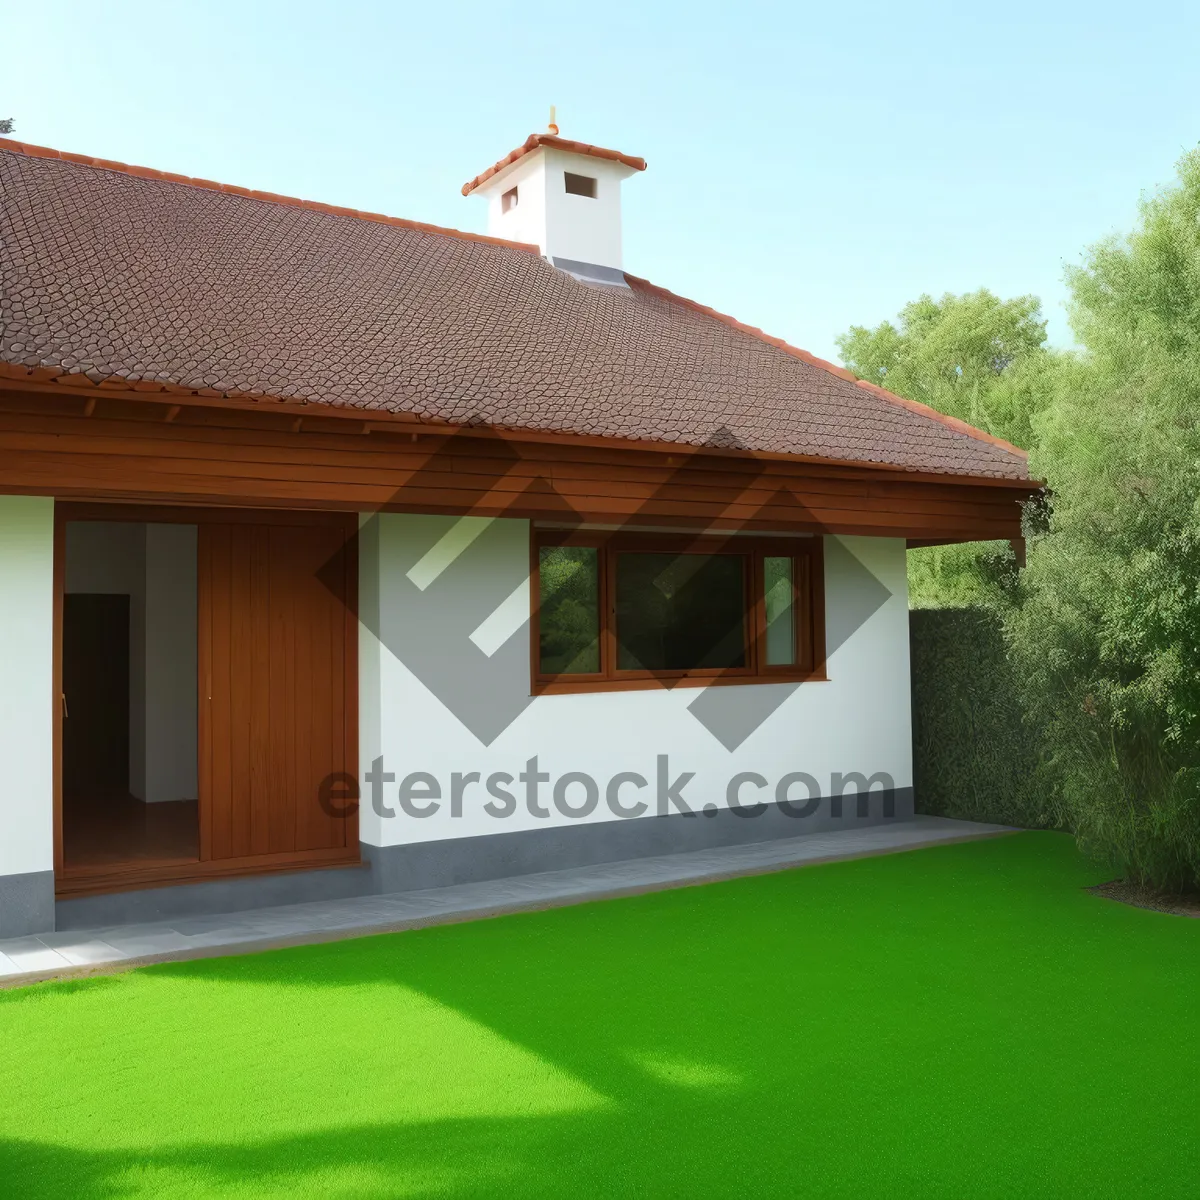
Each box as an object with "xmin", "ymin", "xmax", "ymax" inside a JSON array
[{"xmin": 6, "ymin": 1, "xmax": 1199, "ymax": 361}]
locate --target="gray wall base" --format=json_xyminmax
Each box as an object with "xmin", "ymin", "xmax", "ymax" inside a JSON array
[
  {"xmin": 363, "ymin": 788, "xmax": 914, "ymax": 894},
  {"xmin": 53, "ymin": 789, "xmax": 913, "ymax": 930},
  {"xmin": 0, "ymin": 870, "xmax": 56, "ymax": 937}
]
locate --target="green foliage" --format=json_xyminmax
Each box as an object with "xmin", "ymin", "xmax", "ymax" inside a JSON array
[
  {"xmin": 837, "ymin": 288, "xmax": 1057, "ymax": 450},
  {"xmin": 906, "ymin": 540, "xmax": 1021, "ymax": 610},
  {"xmin": 838, "ymin": 289, "xmax": 1059, "ymax": 608},
  {"xmin": 909, "ymin": 607, "xmax": 1047, "ymax": 827},
  {"xmin": 537, "ymin": 546, "xmax": 600, "ymax": 674},
  {"xmin": 1008, "ymin": 150, "xmax": 1200, "ymax": 890},
  {"xmin": 849, "ymin": 153, "xmax": 1200, "ymax": 889}
]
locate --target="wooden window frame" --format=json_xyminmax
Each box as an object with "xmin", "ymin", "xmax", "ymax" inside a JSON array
[{"xmin": 531, "ymin": 529, "xmax": 827, "ymax": 695}]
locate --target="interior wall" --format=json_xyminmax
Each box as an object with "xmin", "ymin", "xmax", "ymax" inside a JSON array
[
  {"xmin": 64, "ymin": 521, "xmax": 198, "ymax": 803},
  {"xmin": 65, "ymin": 521, "xmax": 146, "ymax": 793},
  {"xmin": 143, "ymin": 525, "xmax": 198, "ymax": 802}
]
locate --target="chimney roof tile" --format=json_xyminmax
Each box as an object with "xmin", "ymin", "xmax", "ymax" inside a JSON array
[{"xmin": 461, "ymin": 133, "xmax": 647, "ymax": 196}]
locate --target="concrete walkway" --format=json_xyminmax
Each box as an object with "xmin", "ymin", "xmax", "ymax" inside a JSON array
[{"xmin": 0, "ymin": 816, "xmax": 1014, "ymax": 987}]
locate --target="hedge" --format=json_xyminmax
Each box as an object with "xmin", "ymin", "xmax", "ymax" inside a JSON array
[{"xmin": 909, "ymin": 607, "xmax": 1047, "ymax": 828}]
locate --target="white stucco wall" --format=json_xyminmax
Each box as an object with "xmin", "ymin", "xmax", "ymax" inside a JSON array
[
  {"xmin": 538, "ymin": 148, "xmax": 630, "ymax": 268},
  {"xmin": 483, "ymin": 153, "xmax": 548, "ymax": 254},
  {"xmin": 479, "ymin": 148, "xmax": 633, "ymax": 268},
  {"xmin": 358, "ymin": 514, "xmax": 912, "ymax": 850},
  {"xmin": 0, "ymin": 496, "xmax": 55, "ymax": 878}
]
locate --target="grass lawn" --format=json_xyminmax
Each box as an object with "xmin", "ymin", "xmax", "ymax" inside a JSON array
[{"xmin": 1, "ymin": 831, "xmax": 1197, "ymax": 1198}]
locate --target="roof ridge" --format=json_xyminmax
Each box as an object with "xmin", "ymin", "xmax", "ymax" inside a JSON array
[
  {"xmin": 624, "ymin": 274, "xmax": 1029, "ymax": 462},
  {"xmin": 0, "ymin": 136, "xmax": 541, "ymax": 256}
]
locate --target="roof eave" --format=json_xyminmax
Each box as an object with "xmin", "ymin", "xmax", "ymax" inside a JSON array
[{"xmin": 0, "ymin": 365, "xmax": 1039, "ymax": 489}]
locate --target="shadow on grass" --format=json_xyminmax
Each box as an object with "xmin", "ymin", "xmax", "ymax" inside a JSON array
[
  {"xmin": 132, "ymin": 834, "xmax": 1115, "ymax": 1102},
  {"xmin": 0, "ymin": 1091, "xmax": 849, "ymax": 1199},
  {"xmin": 6, "ymin": 836, "xmax": 1194, "ymax": 1197},
  {"xmin": 141, "ymin": 862, "xmax": 917, "ymax": 1103}
]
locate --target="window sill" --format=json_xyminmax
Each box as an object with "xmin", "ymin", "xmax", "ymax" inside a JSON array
[{"xmin": 533, "ymin": 671, "xmax": 829, "ymax": 697}]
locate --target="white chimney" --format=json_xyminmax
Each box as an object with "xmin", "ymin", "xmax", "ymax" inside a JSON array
[{"xmin": 462, "ymin": 117, "xmax": 646, "ymax": 282}]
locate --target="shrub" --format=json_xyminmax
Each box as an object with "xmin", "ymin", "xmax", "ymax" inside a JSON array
[
  {"xmin": 909, "ymin": 607, "xmax": 1047, "ymax": 828},
  {"xmin": 1007, "ymin": 150, "xmax": 1200, "ymax": 891}
]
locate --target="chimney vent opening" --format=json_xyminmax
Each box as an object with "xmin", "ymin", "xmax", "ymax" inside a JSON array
[
  {"xmin": 564, "ymin": 172, "xmax": 598, "ymax": 198},
  {"xmin": 501, "ymin": 186, "xmax": 518, "ymax": 214}
]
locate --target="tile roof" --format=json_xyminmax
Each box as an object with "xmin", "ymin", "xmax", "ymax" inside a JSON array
[
  {"xmin": 0, "ymin": 138, "xmax": 1029, "ymax": 480},
  {"xmin": 461, "ymin": 134, "xmax": 648, "ymax": 196}
]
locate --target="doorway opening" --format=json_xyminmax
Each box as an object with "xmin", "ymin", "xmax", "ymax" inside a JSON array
[
  {"xmin": 56, "ymin": 505, "xmax": 360, "ymax": 896},
  {"xmin": 62, "ymin": 521, "xmax": 200, "ymax": 871}
]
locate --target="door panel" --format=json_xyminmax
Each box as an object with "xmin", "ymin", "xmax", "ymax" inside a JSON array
[{"xmin": 199, "ymin": 519, "xmax": 356, "ymax": 863}]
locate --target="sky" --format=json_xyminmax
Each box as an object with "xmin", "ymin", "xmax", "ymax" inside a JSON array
[{"xmin": 5, "ymin": 1, "xmax": 1200, "ymax": 362}]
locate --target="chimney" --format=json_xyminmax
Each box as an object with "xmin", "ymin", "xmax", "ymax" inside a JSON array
[{"xmin": 462, "ymin": 113, "xmax": 647, "ymax": 285}]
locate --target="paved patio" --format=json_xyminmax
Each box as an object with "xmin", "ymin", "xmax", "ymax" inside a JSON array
[{"xmin": 0, "ymin": 816, "xmax": 1014, "ymax": 986}]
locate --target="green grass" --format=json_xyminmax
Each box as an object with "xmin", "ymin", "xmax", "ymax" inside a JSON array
[{"xmin": 2, "ymin": 832, "xmax": 1197, "ymax": 1198}]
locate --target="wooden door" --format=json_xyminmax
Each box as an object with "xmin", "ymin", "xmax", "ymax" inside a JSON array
[
  {"xmin": 62, "ymin": 594, "xmax": 131, "ymax": 797},
  {"xmin": 198, "ymin": 518, "xmax": 357, "ymax": 865}
]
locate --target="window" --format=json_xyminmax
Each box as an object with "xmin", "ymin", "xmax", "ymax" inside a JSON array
[
  {"xmin": 537, "ymin": 545, "xmax": 600, "ymax": 674},
  {"xmin": 563, "ymin": 172, "xmax": 598, "ymax": 198},
  {"xmin": 501, "ymin": 186, "xmax": 518, "ymax": 214},
  {"xmin": 533, "ymin": 531, "xmax": 824, "ymax": 691},
  {"xmin": 615, "ymin": 552, "xmax": 746, "ymax": 670}
]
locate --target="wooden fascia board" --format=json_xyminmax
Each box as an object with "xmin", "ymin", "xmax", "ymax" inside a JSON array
[{"xmin": 0, "ymin": 375, "xmax": 1043, "ymax": 494}]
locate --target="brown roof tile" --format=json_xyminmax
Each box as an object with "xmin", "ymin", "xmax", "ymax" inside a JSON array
[{"xmin": 0, "ymin": 138, "xmax": 1028, "ymax": 480}]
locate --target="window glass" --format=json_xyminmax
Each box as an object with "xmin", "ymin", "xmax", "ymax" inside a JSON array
[
  {"xmin": 538, "ymin": 546, "xmax": 600, "ymax": 674},
  {"xmin": 764, "ymin": 556, "xmax": 796, "ymax": 666},
  {"xmin": 615, "ymin": 553, "xmax": 746, "ymax": 671}
]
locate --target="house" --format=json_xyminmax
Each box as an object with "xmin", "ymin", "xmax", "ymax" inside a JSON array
[{"xmin": 0, "ymin": 126, "xmax": 1037, "ymax": 938}]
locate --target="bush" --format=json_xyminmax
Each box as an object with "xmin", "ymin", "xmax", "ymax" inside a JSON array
[
  {"xmin": 910, "ymin": 607, "xmax": 1047, "ymax": 828},
  {"xmin": 849, "ymin": 154, "xmax": 1200, "ymax": 890},
  {"xmin": 1006, "ymin": 150, "xmax": 1200, "ymax": 892}
]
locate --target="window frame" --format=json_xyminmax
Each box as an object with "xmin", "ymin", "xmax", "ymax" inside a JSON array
[{"xmin": 530, "ymin": 529, "xmax": 827, "ymax": 695}]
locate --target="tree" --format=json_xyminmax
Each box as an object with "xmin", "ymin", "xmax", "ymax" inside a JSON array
[
  {"xmin": 1009, "ymin": 150, "xmax": 1200, "ymax": 890},
  {"xmin": 837, "ymin": 289, "xmax": 1056, "ymax": 451},
  {"xmin": 837, "ymin": 290, "xmax": 1060, "ymax": 607}
]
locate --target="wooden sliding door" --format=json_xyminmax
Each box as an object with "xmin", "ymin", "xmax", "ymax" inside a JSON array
[{"xmin": 199, "ymin": 516, "xmax": 358, "ymax": 866}]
